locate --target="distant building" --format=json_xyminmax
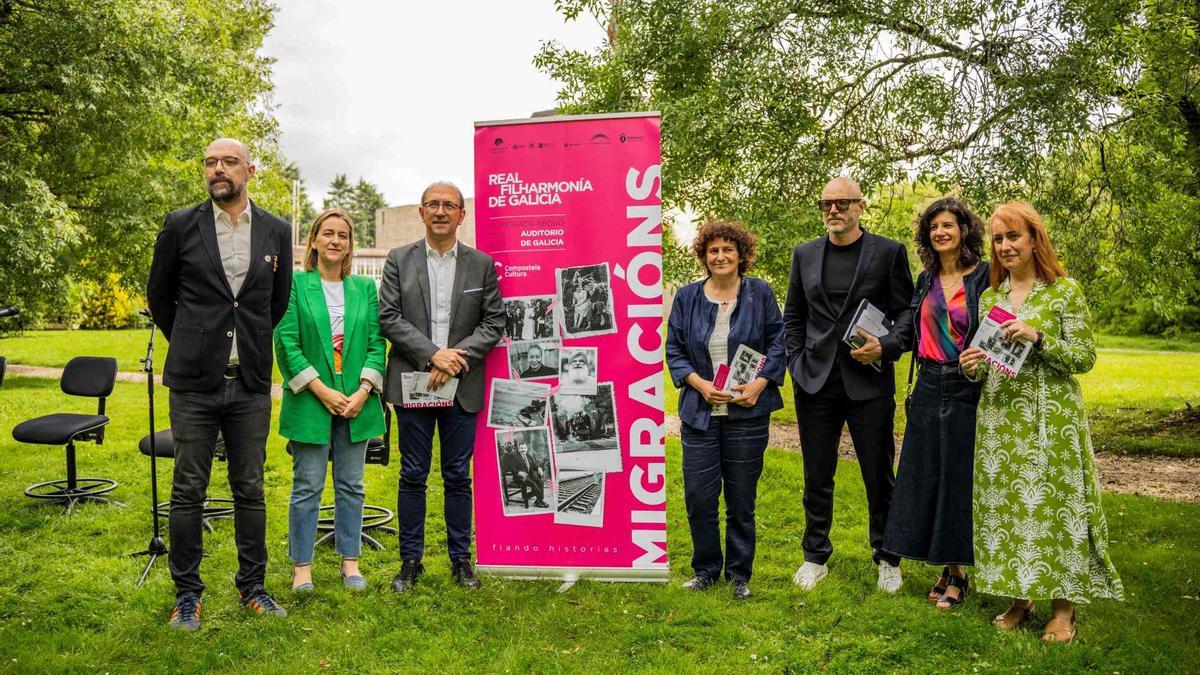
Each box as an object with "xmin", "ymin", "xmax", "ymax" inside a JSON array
[{"xmin": 291, "ymin": 198, "xmax": 476, "ymax": 284}]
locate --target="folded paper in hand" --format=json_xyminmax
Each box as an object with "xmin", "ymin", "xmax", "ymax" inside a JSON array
[
  {"xmin": 714, "ymin": 344, "xmax": 767, "ymax": 393},
  {"xmin": 842, "ymin": 298, "xmax": 892, "ymax": 372},
  {"xmin": 401, "ymin": 371, "xmax": 457, "ymax": 408},
  {"xmin": 968, "ymin": 305, "xmax": 1030, "ymax": 377}
]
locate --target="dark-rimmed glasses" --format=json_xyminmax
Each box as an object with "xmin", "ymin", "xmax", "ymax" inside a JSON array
[
  {"xmin": 422, "ymin": 200, "xmax": 463, "ymax": 212},
  {"xmin": 816, "ymin": 198, "xmax": 863, "ymax": 212},
  {"xmin": 203, "ymin": 156, "xmax": 243, "ymax": 169}
]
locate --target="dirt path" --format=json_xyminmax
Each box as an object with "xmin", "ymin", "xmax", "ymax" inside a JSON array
[
  {"xmin": 663, "ymin": 415, "xmax": 1200, "ymax": 503},
  {"xmin": 6, "ymin": 363, "xmax": 1197, "ymax": 502}
]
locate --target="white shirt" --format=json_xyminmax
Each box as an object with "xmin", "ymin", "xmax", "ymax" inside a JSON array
[
  {"xmin": 706, "ymin": 294, "xmax": 737, "ymax": 416},
  {"xmin": 213, "ymin": 201, "xmax": 252, "ymax": 364},
  {"xmin": 321, "ymin": 279, "xmax": 345, "ymax": 374},
  {"xmin": 426, "ymin": 240, "xmax": 458, "ymax": 349}
]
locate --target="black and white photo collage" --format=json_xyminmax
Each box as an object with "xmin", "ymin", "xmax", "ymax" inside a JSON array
[{"xmin": 486, "ymin": 262, "xmax": 619, "ymax": 526}]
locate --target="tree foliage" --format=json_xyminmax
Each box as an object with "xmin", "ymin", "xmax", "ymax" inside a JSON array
[
  {"xmin": 0, "ymin": 0, "xmax": 294, "ymax": 325},
  {"xmin": 538, "ymin": 0, "xmax": 1200, "ymax": 329},
  {"xmin": 322, "ymin": 174, "xmax": 388, "ymax": 249}
]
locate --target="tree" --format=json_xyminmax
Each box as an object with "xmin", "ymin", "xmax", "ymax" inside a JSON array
[
  {"xmin": 537, "ymin": 0, "xmax": 1200, "ymax": 328},
  {"xmin": 323, "ymin": 174, "xmax": 387, "ymax": 249},
  {"xmin": 0, "ymin": 0, "xmax": 292, "ymax": 325},
  {"xmin": 350, "ymin": 179, "xmax": 388, "ymax": 248}
]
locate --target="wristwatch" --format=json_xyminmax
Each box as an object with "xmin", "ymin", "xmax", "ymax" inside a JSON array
[
  {"xmin": 359, "ymin": 382, "xmax": 373, "ymax": 393},
  {"xmin": 1034, "ymin": 329, "xmax": 1045, "ymax": 348}
]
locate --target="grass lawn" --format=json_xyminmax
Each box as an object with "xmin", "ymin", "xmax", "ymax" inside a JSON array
[{"xmin": 0, "ymin": 375, "xmax": 1198, "ymax": 672}]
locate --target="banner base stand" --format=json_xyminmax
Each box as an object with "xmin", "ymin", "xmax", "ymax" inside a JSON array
[{"xmin": 478, "ymin": 565, "xmax": 669, "ymax": 584}]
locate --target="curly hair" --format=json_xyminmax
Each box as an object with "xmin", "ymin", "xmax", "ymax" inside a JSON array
[
  {"xmin": 914, "ymin": 196, "xmax": 986, "ymax": 273},
  {"xmin": 692, "ymin": 220, "xmax": 756, "ymax": 275}
]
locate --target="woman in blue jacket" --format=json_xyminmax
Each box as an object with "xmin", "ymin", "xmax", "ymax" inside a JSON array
[{"xmin": 666, "ymin": 221, "xmax": 786, "ymax": 599}]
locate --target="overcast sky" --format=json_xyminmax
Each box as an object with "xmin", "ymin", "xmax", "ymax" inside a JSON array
[{"xmin": 261, "ymin": 2, "xmax": 606, "ymax": 207}]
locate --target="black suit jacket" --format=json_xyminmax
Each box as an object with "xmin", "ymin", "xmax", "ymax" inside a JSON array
[
  {"xmin": 377, "ymin": 240, "xmax": 506, "ymax": 413},
  {"xmin": 782, "ymin": 230, "xmax": 914, "ymax": 400},
  {"xmin": 146, "ymin": 200, "xmax": 294, "ymax": 394}
]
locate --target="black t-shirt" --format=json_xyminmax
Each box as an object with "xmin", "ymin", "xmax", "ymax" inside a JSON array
[{"xmin": 822, "ymin": 234, "xmax": 864, "ymax": 312}]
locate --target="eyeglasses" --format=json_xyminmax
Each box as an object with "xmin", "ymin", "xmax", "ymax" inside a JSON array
[
  {"xmin": 422, "ymin": 200, "xmax": 463, "ymax": 212},
  {"xmin": 816, "ymin": 198, "xmax": 863, "ymax": 212},
  {"xmin": 203, "ymin": 156, "xmax": 243, "ymax": 169}
]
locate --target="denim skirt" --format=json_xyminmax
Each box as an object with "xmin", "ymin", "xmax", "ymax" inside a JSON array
[{"xmin": 882, "ymin": 361, "xmax": 981, "ymax": 565}]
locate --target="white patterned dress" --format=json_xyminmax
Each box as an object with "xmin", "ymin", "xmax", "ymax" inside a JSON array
[{"xmin": 971, "ymin": 277, "xmax": 1123, "ymax": 603}]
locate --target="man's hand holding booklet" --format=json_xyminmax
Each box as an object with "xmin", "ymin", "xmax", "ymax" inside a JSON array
[{"xmin": 842, "ymin": 299, "xmax": 892, "ymax": 372}]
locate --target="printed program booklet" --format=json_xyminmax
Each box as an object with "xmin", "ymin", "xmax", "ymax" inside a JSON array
[
  {"xmin": 968, "ymin": 305, "xmax": 1031, "ymax": 378},
  {"xmin": 842, "ymin": 298, "xmax": 892, "ymax": 372},
  {"xmin": 401, "ymin": 371, "xmax": 458, "ymax": 408},
  {"xmin": 712, "ymin": 344, "xmax": 768, "ymax": 392}
]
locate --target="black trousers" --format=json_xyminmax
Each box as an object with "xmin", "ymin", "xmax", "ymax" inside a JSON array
[
  {"xmin": 168, "ymin": 377, "xmax": 271, "ymax": 597},
  {"xmin": 514, "ymin": 472, "xmax": 545, "ymax": 503},
  {"xmin": 680, "ymin": 415, "xmax": 769, "ymax": 583},
  {"xmin": 394, "ymin": 401, "xmax": 477, "ymax": 562},
  {"xmin": 795, "ymin": 366, "xmax": 900, "ymax": 566}
]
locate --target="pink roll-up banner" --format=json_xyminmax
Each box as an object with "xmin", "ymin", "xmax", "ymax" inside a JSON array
[{"xmin": 472, "ymin": 112, "xmax": 668, "ymax": 582}]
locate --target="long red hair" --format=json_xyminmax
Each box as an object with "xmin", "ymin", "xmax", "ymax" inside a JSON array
[{"xmin": 987, "ymin": 201, "xmax": 1067, "ymax": 289}]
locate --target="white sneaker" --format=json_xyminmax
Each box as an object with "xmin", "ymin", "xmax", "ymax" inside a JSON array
[
  {"xmin": 792, "ymin": 561, "xmax": 828, "ymax": 590},
  {"xmin": 877, "ymin": 561, "xmax": 903, "ymax": 593}
]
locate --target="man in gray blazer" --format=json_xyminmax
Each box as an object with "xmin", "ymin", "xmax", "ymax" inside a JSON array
[{"xmin": 378, "ymin": 181, "xmax": 505, "ymax": 592}]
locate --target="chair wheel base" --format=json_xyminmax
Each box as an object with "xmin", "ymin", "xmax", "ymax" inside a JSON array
[
  {"xmin": 316, "ymin": 504, "xmax": 396, "ymax": 551},
  {"xmin": 156, "ymin": 498, "xmax": 235, "ymax": 532},
  {"xmin": 25, "ymin": 478, "xmax": 124, "ymax": 514}
]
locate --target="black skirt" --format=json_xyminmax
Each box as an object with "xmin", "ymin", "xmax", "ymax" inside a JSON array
[{"xmin": 882, "ymin": 361, "xmax": 980, "ymax": 566}]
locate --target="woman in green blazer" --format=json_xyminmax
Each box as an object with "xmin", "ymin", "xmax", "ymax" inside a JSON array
[{"xmin": 275, "ymin": 208, "xmax": 387, "ymax": 592}]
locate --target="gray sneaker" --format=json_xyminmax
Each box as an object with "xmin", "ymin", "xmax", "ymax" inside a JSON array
[
  {"xmin": 239, "ymin": 588, "xmax": 287, "ymax": 617},
  {"xmin": 168, "ymin": 593, "xmax": 202, "ymax": 631}
]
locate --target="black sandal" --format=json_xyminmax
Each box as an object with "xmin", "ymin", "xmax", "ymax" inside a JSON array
[
  {"xmin": 936, "ymin": 574, "xmax": 969, "ymax": 609},
  {"xmin": 927, "ymin": 566, "xmax": 950, "ymax": 601}
]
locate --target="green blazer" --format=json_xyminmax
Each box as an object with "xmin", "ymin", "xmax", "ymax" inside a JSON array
[{"xmin": 275, "ymin": 270, "xmax": 387, "ymax": 444}]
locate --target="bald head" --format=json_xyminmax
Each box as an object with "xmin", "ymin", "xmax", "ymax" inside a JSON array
[
  {"xmin": 206, "ymin": 138, "xmax": 251, "ymax": 162},
  {"xmin": 821, "ymin": 176, "xmax": 863, "ymax": 200}
]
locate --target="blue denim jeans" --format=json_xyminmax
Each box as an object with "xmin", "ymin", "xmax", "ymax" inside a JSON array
[{"xmin": 288, "ymin": 416, "xmax": 367, "ymax": 562}]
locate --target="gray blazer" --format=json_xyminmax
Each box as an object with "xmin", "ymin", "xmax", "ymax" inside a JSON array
[{"xmin": 378, "ymin": 239, "xmax": 505, "ymax": 413}]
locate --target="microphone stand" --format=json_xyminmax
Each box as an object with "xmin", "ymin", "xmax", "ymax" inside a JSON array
[{"xmin": 130, "ymin": 310, "xmax": 168, "ymax": 586}]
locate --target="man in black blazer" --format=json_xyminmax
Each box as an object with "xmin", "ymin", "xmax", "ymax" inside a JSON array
[
  {"xmin": 378, "ymin": 181, "xmax": 505, "ymax": 592},
  {"xmin": 783, "ymin": 176, "xmax": 914, "ymax": 594},
  {"xmin": 146, "ymin": 138, "xmax": 293, "ymax": 630}
]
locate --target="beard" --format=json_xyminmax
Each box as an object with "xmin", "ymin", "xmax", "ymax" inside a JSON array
[{"xmin": 208, "ymin": 177, "xmax": 243, "ymax": 203}]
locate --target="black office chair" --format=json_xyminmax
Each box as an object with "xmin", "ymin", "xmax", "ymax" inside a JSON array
[
  {"xmin": 138, "ymin": 429, "xmax": 235, "ymax": 532},
  {"xmin": 12, "ymin": 356, "xmax": 124, "ymax": 513},
  {"xmin": 301, "ymin": 406, "xmax": 397, "ymax": 551}
]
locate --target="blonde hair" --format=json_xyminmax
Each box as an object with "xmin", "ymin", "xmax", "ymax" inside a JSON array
[{"xmin": 303, "ymin": 208, "xmax": 355, "ymax": 277}]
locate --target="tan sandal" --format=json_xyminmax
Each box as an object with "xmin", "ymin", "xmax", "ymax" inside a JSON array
[
  {"xmin": 1042, "ymin": 610, "xmax": 1077, "ymax": 643},
  {"xmin": 993, "ymin": 600, "xmax": 1035, "ymax": 630}
]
